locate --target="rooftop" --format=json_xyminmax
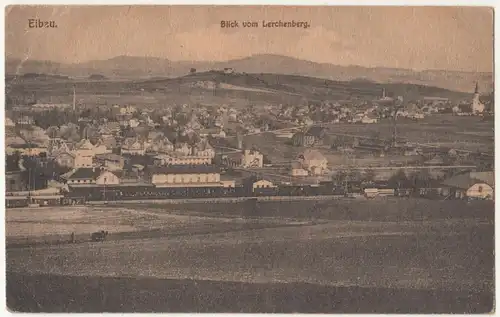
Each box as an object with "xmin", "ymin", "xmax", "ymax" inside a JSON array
[
  {"xmin": 67, "ymin": 167, "xmax": 103, "ymax": 180},
  {"xmin": 148, "ymin": 164, "xmax": 220, "ymax": 175},
  {"xmin": 305, "ymin": 126, "xmax": 326, "ymax": 137}
]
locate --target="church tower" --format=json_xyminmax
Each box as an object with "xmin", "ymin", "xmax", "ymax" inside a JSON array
[{"xmin": 472, "ymin": 82, "xmax": 485, "ymax": 114}]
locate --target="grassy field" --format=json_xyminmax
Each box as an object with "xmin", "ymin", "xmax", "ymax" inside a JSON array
[
  {"xmin": 325, "ymin": 115, "xmax": 494, "ymax": 152},
  {"xmin": 6, "ymin": 216, "xmax": 494, "ymax": 312},
  {"xmin": 7, "ymin": 272, "xmax": 493, "ymax": 313},
  {"xmin": 6, "ymin": 199, "xmax": 494, "ymax": 313},
  {"xmin": 5, "ymin": 204, "xmax": 311, "ymax": 246},
  {"xmin": 243, "ymin": 114, "xmax": 493, "ymax": 167},
  {"xmin": 131, "ymin": 196, "xmax": 494, "ymax": 222}
]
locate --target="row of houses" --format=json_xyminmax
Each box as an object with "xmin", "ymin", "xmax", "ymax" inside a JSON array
[
  {"xmin": 45, "ymin": 134, "xmax": 217, "ymax": 170},
  {"xmin": 60, "ymin": 165, "xmax": 494, "ymax": 200},
  {"xmin": 63, "ymin": 165, "xmax": 236, "ymax": 188}
]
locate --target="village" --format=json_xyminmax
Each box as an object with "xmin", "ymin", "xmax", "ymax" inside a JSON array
[{"xmin": 5, "ymin": 77, "xmax": 495, "ymax": 206}]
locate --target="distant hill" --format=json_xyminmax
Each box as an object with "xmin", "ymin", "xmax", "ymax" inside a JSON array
[
  {"xmin": 127, "ymin": 71, "xmax": 470, "ymax": 101},
  {"xmin": 5, "ymin": 54, "xmax": 493, "ymax": 93}
]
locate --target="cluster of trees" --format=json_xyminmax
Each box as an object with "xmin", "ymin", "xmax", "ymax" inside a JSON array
[
  {"xmin": 6, "ymin": 152, "xmax": 71, "ymax": 191},
  {"xmin": 32, "ymin": 109, "xmax": 79, "ymax": 129},
  {"xmin": 29, "ymin": 106, "xmax": 122, "ymax": 130},
  {"xmin": 332, "ymin": 168, "xmax": 435, "ymax": 189}
]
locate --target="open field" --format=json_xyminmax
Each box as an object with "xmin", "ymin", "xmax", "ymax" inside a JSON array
[
  {"xmin": 5, "ymin": 205, "xmax": 311, "ymax": 246},
  {"xmin": 243, "ymin": 114, "xmax": 494, "ymax": 167},
  {"xmin": 6, "ymin": 199, "xmax": 494, "ymax": 312},
  {"xmin": 134, "ymin": 198, "xmax": 495, "ymax": 222},
  {"xmin": 7, "ymin": 272, "xmax": 493, "ymax": 313},
  {"xmin": 325, "ymin": 115, "xmax": 494, "ymax": 151}
]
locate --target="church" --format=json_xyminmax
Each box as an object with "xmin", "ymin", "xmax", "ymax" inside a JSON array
[{"xmin": 471, "ymin": 82, "xmax": 485, "ymax": 114}]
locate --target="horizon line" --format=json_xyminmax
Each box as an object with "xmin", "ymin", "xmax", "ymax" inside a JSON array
[{"xmin": 5, "ymin": 53, "xmax": 493, "ymax": 74}]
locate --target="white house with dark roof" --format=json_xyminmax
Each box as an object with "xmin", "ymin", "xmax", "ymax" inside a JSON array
[
  {"xmin": 73, "ymin": 139, "xmax": 99, "ymax": 168},
  {"xmin": 252, "ymin": 179, "xmax": 276, "ymax": 190},
  {"xmin": 361, "ymin": 113, "xmax": 378, "ymax": 124},
  {"xmin": 95, "ymin": 170, "xmax": 121, "ymax": 186},
  {"xmin": 66, "ymin": 167, "xmax": 121, "ymax": 186},
  {"xmin": 298, "ymin": 149, "xmax": 328, "ymax": 176},
  {"xmin": 441, "ymin": 171, "xmax": 494, "ymax": 200}
]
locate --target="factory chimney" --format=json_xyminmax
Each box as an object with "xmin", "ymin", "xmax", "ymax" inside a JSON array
[{"xmin": 73, "ymin": 85, "xmax": 76, "ymax": 111}]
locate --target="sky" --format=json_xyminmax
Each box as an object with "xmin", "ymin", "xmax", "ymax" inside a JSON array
[{"xmin": 5, "ymin": 6, "xmax": 494, "ymax": 72}]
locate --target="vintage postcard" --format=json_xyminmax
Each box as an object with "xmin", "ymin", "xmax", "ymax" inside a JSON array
[{"xmin": 4, "ymin": 5, "xmax": 494, "ymax": 313}]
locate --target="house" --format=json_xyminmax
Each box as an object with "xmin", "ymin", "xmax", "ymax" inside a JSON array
[
  {"xmin": 301, "ymin": 117, "xmax": 314, "ymax": 126},
  {"xmin": 95, "ymin": 170, "xmax": 121, "ymax": 185},
  {"xmin": 241, "ymin": 149, "xmax": 264, "ymax": 168},
  {"xmin": 55, "ymin": 151, "xmax": 76, "ymax": 168},
  {"xmin": 192, "ymin": 139, "xmax": 215, "ymax": 158},
  {"xmin": 174, "ymin": 143, "xmax": 192, "ymax": 156},
  {"xmin": 99, "ymin": 122, "xmax": 121, "ymax": 135},
  {"xmin": 292, "ymin": 127, "xmax": 327, "ymax": 147},
  {"xmin": 252, "ymin": 179, "xmax": 276, "ymax": 190},
  {"xmin": 361, "ymin": 114, "xmax": 378, "ymax": 124},
  {"xmin": 408, "ymin": 112, "xmax": 425, "ymax": 120},
  {"xmin": 147, "ymin": 137, "xmax": 174, "ymax": 154},
  {"xmin": 214, "ymin": 116, "xmax": 224, "ymax": 127},
  {"xmin": 7, "ymin": 144, "xmax": 48, "ymax": 157},
  {"xmin": 99, "ymin": 135, "xmax": 118, "ymax": 149},
  {"xmin": 290, "ymin": 162, "xmax": 309, "ymax": 176},
  {"xmin": 198, "ymin": 128, "xmax": 218, "ymax": 138},
  {"xmin": 363, "ymin": 182, "xmax": 395, "ymax": 198},
  {"xmin": 403, "ymin": 146, "xmax": 423, "ymax": 157},
  {"xmin": 220, "ymin": 178, "xmax": 236, "ymax": 188},
  {"xmin": 66, "ymin": 167, "xmax": 104, "ymax": 185},
  {"xmin": 228, "ymin": 113, "xmax": 238, "ymax": 122},
  {"xmin": 441, "ymin": 171, "xmax": 494, "ymax": 200},
  {"xmin": 120, "ymin": 105, "xmax": 137, "ymax": 115},
  {"xmin": 17, "ymin": 116, "xmax": 34, "ymax": 125},
  {"xmin": 121, "ymin": 138, "xmax": 148, "ymax": 155},
  {"xmin": 424, "ymin": 155, "xmax": 446, "ymax": 166},
  {"xmin": 298, "ymin": 149, "xmax": 328, "ymax": 175},
  {"xmin": 212, "ymin": 129, "xmax": 227, "ymax": 138},
  {"xmin": 73, "ymin": 139, "xmax": 96, "ymax": 168},
  {"xmin": 94, "ymin": 153, "xmax": 125, "ymax": 171},
  {"xmin": 93, "ymin": 141, "xmax": 111, "ymax": 156},
  {"xmin": 129, "ymin": 118, "xmax": 140, "ymax": 128},
  {"xmin": 350, "ymin": 112, "xmax": 365, "ymax": 123},
  {"xmin": 148, "ymin": 165, "xmax": 222, "ymax": 187},
  {"xmin": 6, "ymin": 170, "xmax": 25, "ymax": 192},
  {"xmin": 5, "ymin": 117, "xmax": 15, "ymax": 127}
]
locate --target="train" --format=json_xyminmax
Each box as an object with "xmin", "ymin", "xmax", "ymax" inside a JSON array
[
  {"xmin": 6, "ymin": 181, "xmax": 416, "ymax": 208},
  {"xmin": 65, "ymin": 183, "xmax": 345, "ymax": 202}
]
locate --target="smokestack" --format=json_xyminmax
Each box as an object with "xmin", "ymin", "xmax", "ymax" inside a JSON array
[{"xmin": 73, "ymin": 85, "xmax": 76, "ymax": 111}]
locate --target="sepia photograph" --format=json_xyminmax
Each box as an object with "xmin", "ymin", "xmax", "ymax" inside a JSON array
[{"xmin": 4, "ymin": 5, "xmax": 495, "ymax": 313}]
